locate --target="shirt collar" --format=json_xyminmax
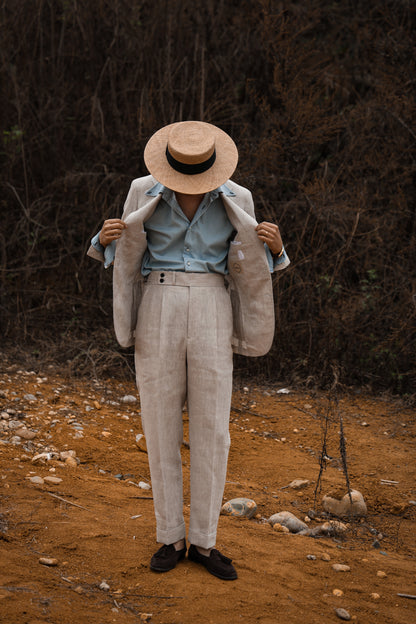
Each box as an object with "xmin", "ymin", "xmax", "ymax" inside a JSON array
[{"xmin": 145, "ymin": 182, "xmax": 236, "ymax": 198}]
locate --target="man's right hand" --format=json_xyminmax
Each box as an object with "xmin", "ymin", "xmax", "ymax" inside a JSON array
[{"xmin": 99, "ymin": 219, "xmax": 127, "ymax": 246}]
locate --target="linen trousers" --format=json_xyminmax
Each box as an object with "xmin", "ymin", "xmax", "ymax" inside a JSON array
[{"xmin": 134, "ymin": 271, "xmax": 234, "ymax": 549}]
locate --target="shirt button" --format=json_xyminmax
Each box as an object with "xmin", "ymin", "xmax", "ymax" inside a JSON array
[
  {"xmin": 187, "ymin": 261, "xmax": 191, "ymax": 266},
  {"xmin": 185, "ymin": 247, "xmax": 190, "ymax": 251}
]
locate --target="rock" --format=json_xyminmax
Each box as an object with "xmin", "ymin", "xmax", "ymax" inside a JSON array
[
  {"xmin": 99, "ymin": 580, "xmax": 110, "ymax": 591},
  {"xmin": 135, "ymin": 434, "xmax": 148, "ymax": 452},
  {"xmin": 377, "ymin": 570, "xmax": 387, "ymax": 578},
  {"xmin": 307, "ymin": 554, "xmax": 316, "ymax": 560},
  {"xmin": 24, "ymin": 394, "xmax": 36, "ymax": 401},
  {"xmin": 121, "ymin": 395, "xmax": 137, "ymax": 404},
  {"xmin": 29, "ymin": 476, "xmax": 44, "ymax": 485},
  {"xmin": 322, "ymin": 489, "xmax": 367, "ymax": 518},
  {"xmin": 321, "ymin": 553, "xmax": 331, "ymax": 561},
  {"xmin": 272, "ymin": 523, "xmax": 290, "ymax": 533},
  {"xmin": 268, "ymin": 511, "xmax": 309, "ymax": 533},
  {"xmin": 65, "ymin": 456, "xmax": 78, "ymax": 468},
  {"xmin": 221, "ymin": 498, "xmax": 257, "ymax": 519},
  {"xmin": 371, "ymin": 593, "xmax": 380, "ymax": 600},
  {"xmin": 288, "ymin": 479, "xmax": 310, "ymax": 490},
  {"xmin": 138, "ymin": 481, "xmax": 151, "ymax": 490},
  {"xmin": 60, "ymin": 450, "xmax": 76, "ymax": 460},
  {"xmin": 140, "ymin": 614, "xmax": 152, "ymax": 623},
  {"xmin": 335, "ymin": 607, "xmax": 351, "ymax": 621},
  {"xmin": 14, "ymin": 428, "xmax": 37, "ymax": 440},
  {"xmin": 43, "ymin": 476, "xmax": 63, "ymax": 484},
  {"xmin": 39, "ymin": 557, "xmax": 58, "ymax": 566},
  {"xmin": 332, "ymin": 563, "xmax": 351, "ymax": 572},
  {"xmin": 332, "ymin": 589, "xmax": 344, "ymax": 597}
]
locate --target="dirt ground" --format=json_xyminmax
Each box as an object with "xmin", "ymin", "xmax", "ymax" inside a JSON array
[{"xmin": 0, "ymin": 364, "xmax": 415, "ymax": 624}]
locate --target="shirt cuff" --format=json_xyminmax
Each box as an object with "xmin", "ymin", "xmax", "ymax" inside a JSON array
[
  {"xmin": 91, "ymin": 232, "xmax": 116, "ymax": 268},
  {"xmin": 265, "ymin": 244, "xmax": 290, "ymax": 272}
]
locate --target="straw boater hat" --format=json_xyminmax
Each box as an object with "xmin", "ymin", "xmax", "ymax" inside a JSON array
[{"xmin": 144, "ymin": 120, "xmax": 238, "ymax": 194}]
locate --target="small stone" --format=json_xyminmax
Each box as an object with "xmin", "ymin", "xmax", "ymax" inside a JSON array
[
  {"xmin": 304, "ymin": 404, "xmax": 313, "ymax": 410},
  {"xmin": 321, "ymin": 553, "xmax": 331, "ymax": 561},
  {"xmin": 288, "ymin": 479, "xmax": 310, "ymax": 490},
  {"xmin": 221, "ymin": 498, "xmax": 257, "ymax": 519},
  {"xmin": 138, "ymin": 481, "xmax": 151, "ymax": 490},
  {"xmin": 333, "ymin": 589, "xmax": 344, "ymax": 597},
  {"xmin": 377, "ymin": 570, "xmax": 387, "ymax": 578},
  {"xmin": 268, "ymin": 511, "xmax": 308, "ymax": 533},
  {"xmin": 99, "ymin": 580, "xmax": 110, "ymax": 591},
  {"xmin": 65, "ymin": 456, "xmax": 78, "ymax": 468},
  {"xmin": 307, "ymin": 554, "xmax": 316, "ymax": 560},
  {"xmin": 135, "ymin": 434, "xmax": 147, "ymax": 452},
  {"xmin": 335, "ymin": 607, "xmax": 351, "ymax": 621},
  {"xmin": 43, "ymin": 476, "xmax": 63, "ymax": 484},
  {"xmin": 371, "ymin": 593, "xmax": 380, "ymax": 600},
  {"xmin": 60, "ymin": 450, "xmax": 76, "ymax": 460},
  {"xmin": 14, "ymin": 428, "xmax": 37, "ymax": 440},
  {"xmin": 93, "ymin": 401, "xmax": 101, "ymax": 410},
  {"xmin": 24, "ymin": 394, "xmax": 36, "ymax": 401},
  {"xmin": 39, "ymin": 557, "xmax": 58, "ymax": 566},
  {"xmin": 332, "ymin": 563, "xmax": 351, "ymax": 572},
  {"xmin": 74, "ymin": 586, "xmax": 84, "ymax": 594},
  {"xmin": 273, "ymin": 523, "xmax": 290, "ymax": 533},
  {"xmin": 101, "ymin": 431, "xmax": 111, "ymax": 438},
  {"xmin": 140, "ymin": 615, "xmax": 152, "ymax": 623},
  {"xmin": 361, "ymin": 421, "xmax": 369, "ymax": 427},
  {"xmin": 29, "ymin": 476, "xmax": 44, "ymax": 485},
  {"xmin": 121, "ymin": 395, "xmax": 137, "ymax": 404}
]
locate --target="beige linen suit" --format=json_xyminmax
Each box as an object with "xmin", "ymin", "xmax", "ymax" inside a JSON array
[{"xmin": 88, "ymin": 175, "xmax": 286, "ymax": 547}]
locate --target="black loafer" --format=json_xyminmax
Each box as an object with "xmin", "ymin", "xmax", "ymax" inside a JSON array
[
  {"xmin": 188, "ymin": 544, "xmax": 238, "ymax": 580},
  {"xmin": 150, "ymin": 543, "xmax": 187, "ymax": 572}
]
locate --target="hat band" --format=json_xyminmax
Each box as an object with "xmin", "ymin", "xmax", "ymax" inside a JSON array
[{"xmin": 166, "ymin": 146, "xmax": 216, "ymax": 176}]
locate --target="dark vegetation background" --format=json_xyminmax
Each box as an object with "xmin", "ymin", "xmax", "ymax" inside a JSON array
[{"xmin": 1, "ymin": 0, "xmax": 415, "ymax": 394}]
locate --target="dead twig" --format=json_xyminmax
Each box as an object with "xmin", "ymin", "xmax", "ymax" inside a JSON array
[{"xmin": 47, "ymin": 492, "xmax": 91, "ymax": 511}]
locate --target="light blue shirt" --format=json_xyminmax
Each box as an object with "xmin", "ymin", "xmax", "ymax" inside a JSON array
[{"xmin": 91, "ymin": 183, "xmax": 289, "ymax": 273}]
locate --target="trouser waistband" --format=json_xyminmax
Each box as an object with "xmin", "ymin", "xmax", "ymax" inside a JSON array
[{"xmin": 146, "ymin": 271, "xmax": 225, "ymax": 287}]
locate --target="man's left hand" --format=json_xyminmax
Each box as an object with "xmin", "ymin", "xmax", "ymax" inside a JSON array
[{"xmin": 256, "ymin": 221, "xmax": 283, "ymax": 256}]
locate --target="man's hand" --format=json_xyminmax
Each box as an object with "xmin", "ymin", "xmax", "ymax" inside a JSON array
[
  {"xmin": 256, "ymin": 221, "xmax": 283, "ymax": 256},
  {"xmin": 99, "ymin": 219, "xmax": 127, "ymax": 247}
]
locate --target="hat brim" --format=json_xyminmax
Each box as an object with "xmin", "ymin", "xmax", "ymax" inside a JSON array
[{"xmin": 144, "ymin": 122, "xmax": 238, "ymax": 194}]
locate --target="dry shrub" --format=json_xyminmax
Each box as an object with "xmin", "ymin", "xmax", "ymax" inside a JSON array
[{"xmin": 0, "ymin": 0, "xmax": 415, "ymax": 393}]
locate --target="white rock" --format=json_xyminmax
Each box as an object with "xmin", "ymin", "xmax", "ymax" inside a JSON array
[
  {"xmin": 322, "ymin": 489, "xmax": 367, "ymax": 518},
  {"xmin": 138, "ymin": 481, "xmax": 151, "ymax": 490},
  {"xmin": 268, "ymin": 511, "xmax": 309, "ymax": 533},
  {"xmin": 43, "ymin": 476, "xmax": 63, "ymax": 484},
  {"xmin": 335, "ymin": 607, "xmax": 351, "ymax": 621},
  {"xmin": 99, "ymin": 580, "xmax": 110, "ymax": 591},
  {"xmin": 29, "ymin": 476, "xmax": 44, "ymax": 485},
  {"xmin": 39, "ymin": 557, "xmax": 58, "ymax": 566},
  {"xmin": 121, "ymin": 395, "xmax": 137, "ymax": 404},
  {"xmin": 15, "ymin": 428, "xmax": 37, "ymax": 440},
  {"xmin": 135, "ymin": 434, "xmax": 147, "ymax": 452},
  {"xmin": 332, "ymin": 563, "xmax": 351, "ymax": 572}
]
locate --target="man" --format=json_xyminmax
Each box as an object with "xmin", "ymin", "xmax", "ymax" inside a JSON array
[{"xmin": 88, "ymin": 121, "xmax": 289, "ymax": 580}]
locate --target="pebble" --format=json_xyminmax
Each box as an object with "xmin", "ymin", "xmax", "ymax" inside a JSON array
[
  {"xmin": 24, "ymin": 394, "xmax": 36, "ymax": 401},
  {"xmin": 307, "ymin": 554, "xmax": 316, "ymax": 560},
  {"xmin": 335, "ymin": 608, "xmax": 351, "ymax": 621},
  {"xmin": 65, "ymin": 456, "xmax": 78, "ymax": 468},
  {"xmin": 321, "ymin": 553, "xmax": 331, "ymax": 561},
  {"xmin": 377, "ymin": 570, "xmax": 387, "ymax": 578},
  {"xmin": 272, "ymin": 523, "xmax": 290, "ymax": 533},
  {"xmin": 268, "ymin": 511, "xmax": 308, "ymax": 533},
  {"xmin": 43, "ymin": 476, "xmax": 63, "ymax": 484},
  {"xmin": 135, "ymin": 434, "xmax": 148, "ymax": 452},
  {"xmin": 99, "ymin": 580, "xmax": 110, "ymax": 591},
  {"xmin": 29, "ymin": 476, "xmax": 44, "ymax": 485},
  {"xmin": 39, "ymin": 557, "xmax": 58, "ymax": 566},
  {"xmin": 140, "ymin": 615, "xmax": 152, "ymax": 623},
  {"xmin": 121, "ymin": 395, "xmax": 137, "ymax": 404},
  {"xmin": 221, "ymin": 498, "xmax": 257, "ymax": 519},
  {"xmin": 333, "ymin": 589, "xmax": 344, "ymax": 597},
  {"xmin": 371, "ymin": 593, "xmax": 380, "ymax": 600},
  {"xmin": 288, "ymin": 478, "xmax": 310, "ymax": 490},
  {"xmin": 332, "ymin": 564, "xmax": 351, "ymax": 572},
  {"xmin": 14, "ymin": 428, "xmax": 37, "ymax": 440},
  {"xmin": 138, "ymin": 481, "xmax": 151, "ymax": 490}
]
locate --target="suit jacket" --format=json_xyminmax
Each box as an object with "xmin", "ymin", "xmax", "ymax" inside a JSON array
[{"xmin": 88, "ymin": 175, "xmax": 276, "ymax": 357}]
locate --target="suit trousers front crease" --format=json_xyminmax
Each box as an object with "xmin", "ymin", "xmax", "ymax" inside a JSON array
[{"xmin": 134, "ymin": 272, "xmax": 234, "ymax": 549}]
